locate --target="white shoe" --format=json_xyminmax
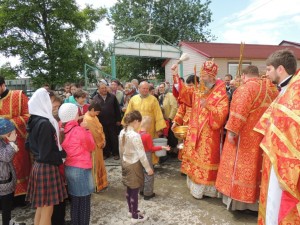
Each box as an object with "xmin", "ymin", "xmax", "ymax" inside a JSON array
[
  {"xmin": 131, "ymin": 215, "xmax": 148, "ymax": 224},
  {"xmin": 127, "ymin": 209, "xmax": 145, "ymax": 218}
]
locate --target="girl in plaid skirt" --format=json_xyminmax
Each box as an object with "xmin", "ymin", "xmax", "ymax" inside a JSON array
[{"xmin": 26, "ymin": 88, "xmax": 68, "ymax": 225}]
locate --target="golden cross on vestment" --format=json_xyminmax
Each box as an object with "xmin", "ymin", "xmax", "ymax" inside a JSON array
[{"xmin": 213, "ymin": 91, "xmax": 222, "ymax": 98}]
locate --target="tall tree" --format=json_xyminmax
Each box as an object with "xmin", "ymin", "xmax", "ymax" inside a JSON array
[
  {"xmin": 0, "ymin": 62, "xmax": 18, "ymax": 79},
  {"xmin": 83, "ymin": 39, "xmax": 111, "ymax": 84},
  {"xmin": 84, "ymin": 40, "xmax": 110, "ymax": 67},
  {"xmin": 107, "ymin": 0, "xmax": 214, "ymax": 80},
  {"xmin": 0, "ymin": 0, "xmax": 106, "ymax": 89}
]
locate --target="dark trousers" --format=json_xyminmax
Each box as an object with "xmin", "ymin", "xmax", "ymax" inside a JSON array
[
  {"xmin": 141, "ymin": 152, "xmax": 154, "ymax": 196},
  {"xmin": 52, "ymin": 200, "xmax": 66, "ymax": 225},
  {"xmin": 126, "ymin": 187, "xmax": 139, "ymax": 219},
  {"xmin": 0, "ymin": 192, "xmax": 14, "ymax": 225},
  {"xmin": 70, "ymin": 194, "xmax": 91, "ymax": 225},
  {"xmin": 13, "ymin": 194, "xmax": 26, "ymax": 207},
  {"xmin": 167, "ymin": 120, "xmax": 178, "ymax": 148},
  {"xmin": 103, "ymin": 124, "xmax": 119, "ymax": 157}
]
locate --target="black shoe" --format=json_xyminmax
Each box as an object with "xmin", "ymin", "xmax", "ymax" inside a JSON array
[
  {"xmin": 139, "ymin": 191, "xmax": 144, "ymax": 196},
  {"xmin": 144, "ymin": 193, "xmax": 155, "ymax": 200},
  {"xmin": 159, "ymin": 156, "xmax": 168, "ymax": 164}
]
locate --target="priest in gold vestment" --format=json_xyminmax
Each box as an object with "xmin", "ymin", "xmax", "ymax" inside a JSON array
[
  {"xmin": 215, "ymin": 65, "xmax": 278, "ymax": 211},
  {"xmin": 172, "ymin": 61, "xmax": 229, "ymax": 199},
  {"xmin": 0, "ymin": 76, "xmax": 31, "ymax": 196},
  {"xmin": 254, "ymin": 50, "xmax": 300, "ymax": 225},
  {"xmin": 123, "ymin": 81, "xmax": 166, "ymax": 164}
]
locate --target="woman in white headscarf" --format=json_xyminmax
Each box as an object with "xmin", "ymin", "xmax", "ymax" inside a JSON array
[{"xmin": 25, "ymin": 88, "xmax": 67, "ymax": 225}]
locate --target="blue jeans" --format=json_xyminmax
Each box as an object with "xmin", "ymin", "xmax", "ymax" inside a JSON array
[{"xmin": 65, "ymin": 166, "xmax": 94, "ymax": 196}]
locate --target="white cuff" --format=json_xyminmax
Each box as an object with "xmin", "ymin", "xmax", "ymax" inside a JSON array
[
  {"xmin": 9, "ymin": 142, "xmax": 19, "ymax": 152},
  {"xmin": 174, "ymin": 84, "xmax": 179, "ymax": 91}
]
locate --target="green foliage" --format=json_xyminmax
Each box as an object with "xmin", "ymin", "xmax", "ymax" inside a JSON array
[
  {"xmin": 84, "ymin": 40, "xmax": 107, "ymax": 66},
  {"xmin": 107, "ymin": 0, "xmax": 214, "ymax": 80},
  {"xmin": 110, "ymin": 0, "xmax": 214, "ymax": 43},
  {"xmin": 0, "ymin": 0, "xmax": 106, "ymax": 89},
  {"xmin": 0, "ymin": 62, "xmax": 18, "ymax": 79},
  {"xmin": 82, "ymin": 39, "xmax": 112, "ymax": 84}
]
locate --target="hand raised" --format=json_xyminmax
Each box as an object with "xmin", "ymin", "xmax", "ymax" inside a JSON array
[{"xmin": 171, "ymin": 64, "xmax": 179, "ymax": 76}]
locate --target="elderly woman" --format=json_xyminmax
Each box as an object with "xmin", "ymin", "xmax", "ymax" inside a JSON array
[{"xmin": 122, "ymin": 82, "xmax": 137, "ymax": 113}]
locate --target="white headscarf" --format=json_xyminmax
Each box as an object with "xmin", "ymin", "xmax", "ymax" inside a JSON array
[{"xmin": 28, "ymin": 88, "xmax": 62, "ymax": 150}]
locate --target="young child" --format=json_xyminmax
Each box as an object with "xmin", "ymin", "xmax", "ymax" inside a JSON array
[
  {"xmin": 139, "ymin": 116, "xmax": 170, "ymax": 200},
  {"xmin": 64, "ymin": 83, "xmax": 77, "ymax": 104},
  {"xmin": 0, "ymin": 118, "xmax": 18, "ymax": 225},
  {"xmin": 83, "ymin": 102, "xmax": 108, "ymax": 192},
  {"xmin": 59, "ymin": 103, "xmax": 95, "ymax": 225},
  {"xmin": 119, "ymin": 111, "xmax": 153, "ymax": 224},
  {"xmin": 74, "ymin": 89, "xmax": 89, "ymax": 124}
]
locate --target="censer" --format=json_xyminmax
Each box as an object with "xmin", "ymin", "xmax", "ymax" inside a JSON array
[{"xmin": 173, "ymin": 125, "xmax": 188, "ymax": 149}]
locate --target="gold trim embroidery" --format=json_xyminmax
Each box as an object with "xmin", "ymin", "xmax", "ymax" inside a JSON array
[
  {"xmin": 273, "ymin": 103, "xmax": 300, "ymax": 124},
  {"xmin": 270, "ymin": 123, "xmax": 300, "ymax": 160},
  {"xmin": 230, "ymin": 111, "xmax": 247, "ymax": 122},
  {"xmin": 261, "ymin": 144, "xmax": 298, "ymax": 200}
]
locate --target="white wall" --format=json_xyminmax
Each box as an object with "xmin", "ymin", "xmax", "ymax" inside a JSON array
[
  {"xmin": 165, "ymin": 46, "xmax": 300, "ymax": 83},
  {"xmin": 165, "ymin": 45, "xmax": 208, "ymax": 84}
]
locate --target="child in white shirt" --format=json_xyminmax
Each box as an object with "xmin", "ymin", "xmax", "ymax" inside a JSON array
[{"xmin": 119, "ymin": 110, "xmax": 153, "ymax": 224}]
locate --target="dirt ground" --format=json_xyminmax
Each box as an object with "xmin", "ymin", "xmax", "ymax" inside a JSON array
[{"xmin": 6, "ymin": 158, "xmax": 258, "ymax": 225}]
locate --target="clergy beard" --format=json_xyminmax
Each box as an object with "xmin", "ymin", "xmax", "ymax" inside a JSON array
[
  {"xmin": 204, "ymin": 81, "xmax": 215, "ymax": 89},
  {"xmin": 270, "ymin": 71, "xmax": 281, "ymax": 85},
  {"xmin": 271, "ymin": 75, "xmax": 280, "ymax": 85}
]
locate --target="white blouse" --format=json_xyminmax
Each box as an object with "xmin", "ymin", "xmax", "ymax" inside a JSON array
[{"xmin": 119, "ymin": 126, "xmax": 151, "ymax": 173}]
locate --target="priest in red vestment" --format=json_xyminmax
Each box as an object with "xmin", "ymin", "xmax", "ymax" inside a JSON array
[
  {"xmin": 254, "ymin": 50, "xmax": 300, "ymax": 225},
  {"xmin": 173, "ymin": 75, "xmax": 199, "ymax": 161},
  {"xmin": 0, "ymin": 76, "xmax": 31, "ymax": 196},
  {"xmin": 172, "ymin": 60, "xmax": 229, "ymax": 199},
  {"xmin": 215, "ymin": 65, "xmax": 278, "ymax": 211}
]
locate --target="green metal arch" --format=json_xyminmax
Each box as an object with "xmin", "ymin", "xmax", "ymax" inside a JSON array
[{"xmin": 111, "ymin": 34, "xmax": 182, "ymax": 79}]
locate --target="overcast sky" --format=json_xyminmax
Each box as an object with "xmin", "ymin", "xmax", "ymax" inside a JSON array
[
  {"xmin": 1, "ymin": 0, "xmax": 299, "ymax": 66},
  {"xmin": 79, "ymin": 0, "xmax": 300, "ymax": 46}
]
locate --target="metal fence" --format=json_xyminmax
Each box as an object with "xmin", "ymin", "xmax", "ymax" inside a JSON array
[{"xmin": 5, "ymin": 78, "xmax": 35, "ymax": 96}]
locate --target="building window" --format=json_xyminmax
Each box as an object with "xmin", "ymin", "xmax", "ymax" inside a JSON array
[{"xmin": 228, "ymin": 62, "xmax": 251, "ymax": 78}]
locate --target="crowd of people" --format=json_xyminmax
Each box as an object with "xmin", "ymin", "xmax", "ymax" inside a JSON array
[{"xmin": 0, "ymin": 48, "xmax": 299, "ymax": 225}]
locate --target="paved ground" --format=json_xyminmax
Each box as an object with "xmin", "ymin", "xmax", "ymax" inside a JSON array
[{"xmin": 6, "ymin": 157, "xmax": 258, "ymax": 225}]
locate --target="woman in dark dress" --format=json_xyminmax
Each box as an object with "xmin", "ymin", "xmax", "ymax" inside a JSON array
[{"xmin": 26, "ymin": 88, "xmax": 67, "ymax": 225}]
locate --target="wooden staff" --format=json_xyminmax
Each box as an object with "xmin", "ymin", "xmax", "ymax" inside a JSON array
[
  {"xmin": 236, "ymin": 42, "xmax": 245, "ymax": 87},
  {"xmin": 199, "ymin": 64, "xmax": 206, "ymax": 94},
  {"xmin": 194, "ymin": 64, "xmax": 198, "ymax": 90}
]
